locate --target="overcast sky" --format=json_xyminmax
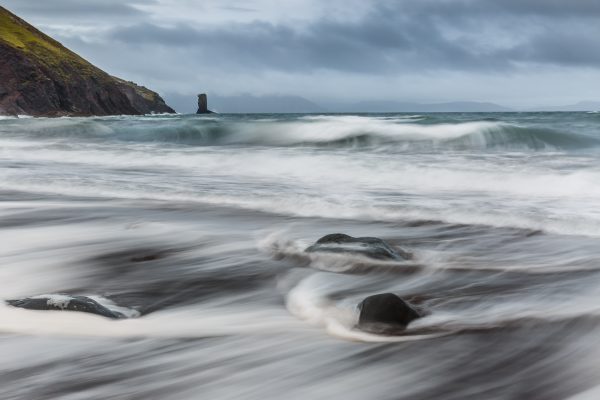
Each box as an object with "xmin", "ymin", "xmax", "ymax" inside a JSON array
[{"xmin": 4, "ymin": 0, "xmax": 600, "ymax": 108}]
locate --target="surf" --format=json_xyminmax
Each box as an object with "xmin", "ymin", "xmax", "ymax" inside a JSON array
[{"xmin": 2, "ymin": 113, "xmax": 600, "ymax": 151}]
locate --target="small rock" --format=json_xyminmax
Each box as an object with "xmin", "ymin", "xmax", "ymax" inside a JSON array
[
  {"xmin": 358, "ymin": 293, "xmax": 420, "ymax": 334},
  {"xmin": 6, "ymin": 295, "xmax": 124, "ymax": 319},
  {"xmin": 306, "ymin": 233, "xmax": 410, "ymax": 260}
]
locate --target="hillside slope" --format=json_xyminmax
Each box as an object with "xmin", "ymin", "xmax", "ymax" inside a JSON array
[{"xmin": 0, "ymin": 6, "xmax": 174, "ymax": 116}]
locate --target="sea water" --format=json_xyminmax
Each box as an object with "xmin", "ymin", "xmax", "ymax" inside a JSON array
[{"xmin": 1, "ymin": 112, "xmax": 600, "ymax": 399}]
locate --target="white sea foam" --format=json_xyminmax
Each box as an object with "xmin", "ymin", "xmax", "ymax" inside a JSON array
[
  {"xmin": 33, "ymin": 294, "xmax": 72, "ymax": 309},
  {"xmin": 225, "ymin": 118, "xmax": 503, "ymax": 146},
  {"xmin": 2, "ymin": 146, "xmax": 600, "ymax": 237},
  {"xmin": 0, "ymin": 300, "xmax": 308, "ymax": 338},
  {"xmin": 2, "ymin": 113, "xmax": 600, "ymax": 397},
  {"xmin": 87, "ymin": 295, "xmax": 141, "ymax": 318},
  {"xmin": 285, "ymin": 273, "xmax": 358, "ymax": 331}
]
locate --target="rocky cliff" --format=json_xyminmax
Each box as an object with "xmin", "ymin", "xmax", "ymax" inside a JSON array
[{"xmin": 0, "ymin": 6, "xmax": 174, "ymax": 116}]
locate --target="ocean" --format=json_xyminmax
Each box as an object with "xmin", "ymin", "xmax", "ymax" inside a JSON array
[{"xmin": 1, "ymin": 112, "xmax": 600, "ymax": 399}]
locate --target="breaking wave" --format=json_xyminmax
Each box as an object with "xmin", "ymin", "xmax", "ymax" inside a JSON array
[{"xmin": 1, "ymin": 114, "xmax": 599, "ymax": 151}]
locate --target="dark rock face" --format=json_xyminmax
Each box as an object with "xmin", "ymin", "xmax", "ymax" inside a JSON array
[
  {"xmin": 6, "ymin": 295, "xmax": 124, "ymax": 319},
  {"xmin": 196, "ymin": 93, "xmax": 214, "ymax": 114},
  {"xmin": 306, "ymin": 233, "xmax": 410, "ymax": 260},
  {"xmin": 0, "ymin": 6, "xmax": 175, "ymax": 117},
  {"xmin": 358, "ymin": 293, "xmax": 420, "ymax": 334},
  {"xmin": 197, "ymin": 93, "xmax": 208, "ymax": 113}
]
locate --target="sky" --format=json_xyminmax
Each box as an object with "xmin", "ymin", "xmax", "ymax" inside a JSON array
[{"xmin": 4, "ymin": 0, "xmax": 600, "ymax": 110}]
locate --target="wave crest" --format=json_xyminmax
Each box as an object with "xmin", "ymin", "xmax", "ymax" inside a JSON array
[{"xmin": 1, "ymin": 114, "xmax": 598, "ymax": 151}]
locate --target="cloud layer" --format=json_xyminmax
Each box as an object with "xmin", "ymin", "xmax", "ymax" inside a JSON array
[{"xmin": 3, "ymin": 0, "xmax": 600, "ymax": 108}]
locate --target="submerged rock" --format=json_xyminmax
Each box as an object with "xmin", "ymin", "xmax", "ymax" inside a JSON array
[
  {"xmin": 358, "ymin": 293, "xmax": 420, "ymax": 334},
  {"xmin": 306, "ymin": 233, "xmax": 410, "ymax": 261},
  {"xmin": 6, "ymin": 295, "xmax": 125, "ymax": 319}
]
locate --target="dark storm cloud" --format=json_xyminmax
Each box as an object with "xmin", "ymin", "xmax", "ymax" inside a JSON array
[
  {"xmin": 1, "ymin": 0, "xmax": 151, "ymax": 18},
  {"xmin": 460, "ymin": 0, "xmax": 600, "ymax": 17},
  {"xmin": 98, "ymin": 0, "xmax": 600, "ymax": 75},
  {"xmin": 218, "ymin": 5, "xmax": 257, "ymax": 13},
  {"xmin": 6, "ymin": 0, "xmax": 600, "ymax": 73},
  {"xmin": 5, "ymin": 0, "xmax": 600, "ymax": 108},
  {"xmin": 503, "ymin": 27, "xmax": 600, "ymax": 64},
  {"xmin": 107, "ymin": 8, "xmax": 493, "ymax": 74},
  {"xmin": 394, "ymin": 0, "xmax": 600, "ymax": 20}
]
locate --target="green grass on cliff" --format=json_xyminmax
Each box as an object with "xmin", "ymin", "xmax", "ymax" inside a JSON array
[{"xmin": 114, "ymin": 77, "xmax": 160, "ymax": 102}]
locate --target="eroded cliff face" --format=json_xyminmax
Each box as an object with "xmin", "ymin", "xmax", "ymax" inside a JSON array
[{"xmin": 0, "ymin": 6, "xmax": 175, "ymax": 116}]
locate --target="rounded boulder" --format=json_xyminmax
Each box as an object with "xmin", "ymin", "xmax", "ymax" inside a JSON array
[{"xmin": 358, "ymin": 293, "xmax": 420, "ymax": 334}]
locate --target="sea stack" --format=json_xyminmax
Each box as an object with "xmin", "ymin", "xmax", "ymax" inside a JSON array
[{"xmin": 196, "ymin": 93, "xmax": 214, "ymax": 114}]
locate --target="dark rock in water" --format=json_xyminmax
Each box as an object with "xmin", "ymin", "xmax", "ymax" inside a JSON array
[
  {"xmin": 196, "ymin": 93, "xmax": 215, "ymax": 114},
  {"xmin": 358, "ymin": 293, "xmax": 420, "ymax": 334},
  {"xmin": 6, "ymin": 295, "xmax": 124, "ymax": 319},
  {"xmin": 306, "ymin": 233, "xmax": 410, "ymax": 260}
]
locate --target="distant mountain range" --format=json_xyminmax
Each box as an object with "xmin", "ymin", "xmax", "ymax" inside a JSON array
[
  {"xmin": 165, "ymin": 94, "xmax": 515, "ymax": 114},
  {"xmin": 323, "ymin": 100, "xmax": 513, "ymax": 113},
  {"xmin": 164, "ymin": 93, "xmax": 324, "ymax": 114},
  {"xmin": 169, "ymin": 95, "xmax": 600, "ymax": 114},
  {"xmin": 527, "ymin": 101, "xmax": 600, "ymax": 112},
  {"xmin": 211, "ymin": 94, "xmax": 325, "ymax": 114}
]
